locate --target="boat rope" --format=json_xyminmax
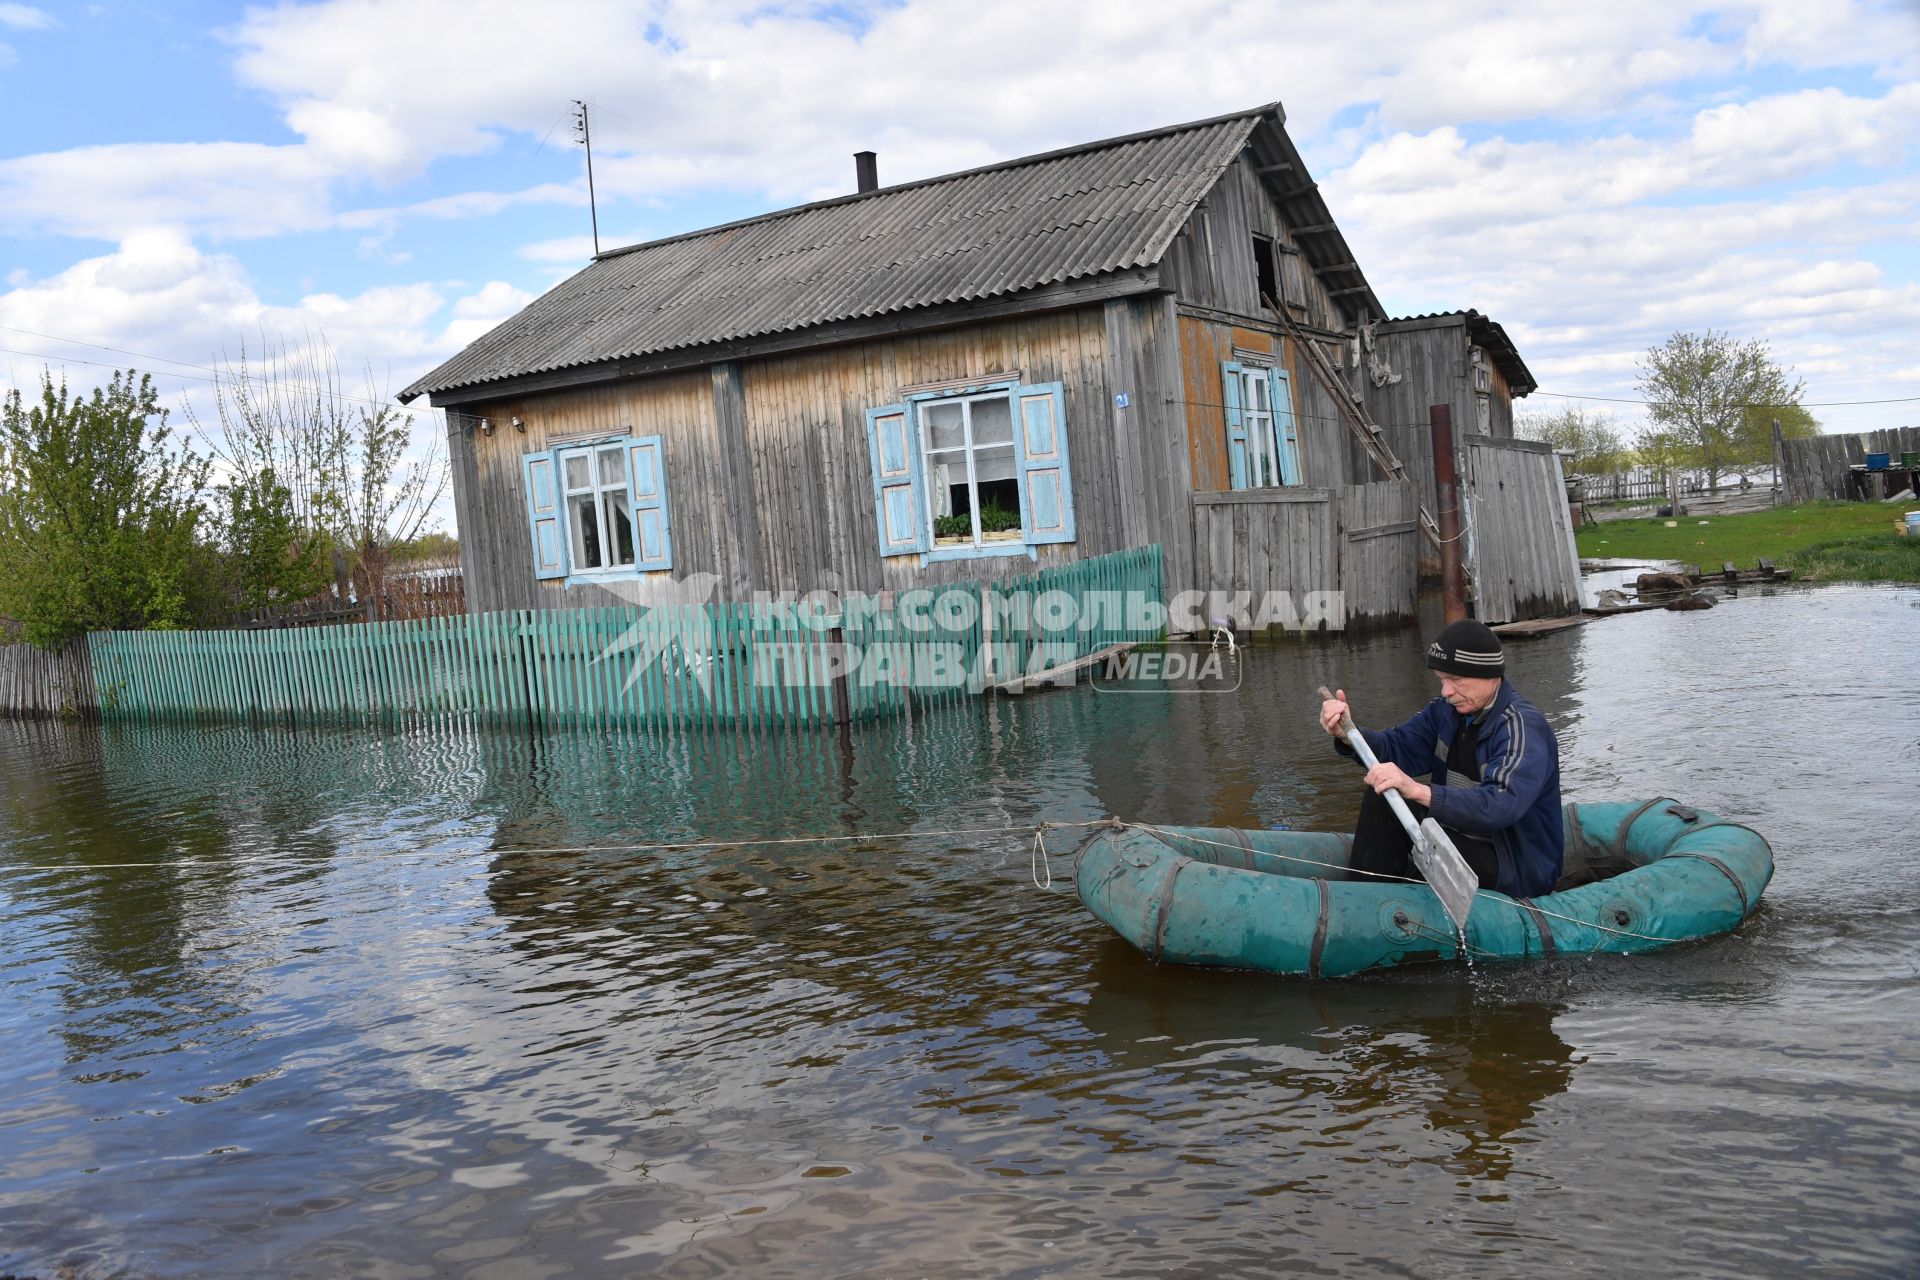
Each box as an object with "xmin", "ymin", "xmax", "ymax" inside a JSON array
[
  {"xmin": 0, "ymin": 819, "xmax": 1122, "ymax": 874},
  {"xmin": 0, "ymin": 816, "xmax": 1735, "ymax": 947}
]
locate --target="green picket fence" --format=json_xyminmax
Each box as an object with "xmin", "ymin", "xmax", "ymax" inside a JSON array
[{"xmin": 86, "ymin": 545, "xmax": 1163, "ymax": 732}]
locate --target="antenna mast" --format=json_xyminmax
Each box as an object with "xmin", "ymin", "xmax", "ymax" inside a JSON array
[{"xmin": 574, "ymin": 99, "xmax": 600, "ymax": 256}]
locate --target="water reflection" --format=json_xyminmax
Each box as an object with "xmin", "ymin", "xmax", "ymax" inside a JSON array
[
  {"xmin": 2, "ymin": 584, "xmax": 1917, "ymax": 1277},
  {"xmin": 1081, "ymin": 942, "xmax": 1577, "ymax": 1184}
]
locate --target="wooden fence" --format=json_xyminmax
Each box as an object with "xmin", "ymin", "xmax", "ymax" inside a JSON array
[
  {"xmin": 1780, "ymin": 427, "xmax": 1920, "ymax": 503},
  {"xmin": 1461, "ymin": 435, "xmax": 1582, "ymax": 625},
  {"xmin": 225, "ymin": 566, "xmax": 468, "ymax": 630},
  {"xmin": 83, "ymin": 546, "xmax": 1163, "ymax": 732},
  {"xmin": 0, "ymin": 638, "xmax": 97, "ymax": 719},
  {"xmin": 1189, "ymin": 481, "xmax": 1419, "ymax": 632}
]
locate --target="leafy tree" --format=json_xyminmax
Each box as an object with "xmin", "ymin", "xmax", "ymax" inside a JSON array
[
  {"xmin": 0, "ymin": 371, "xmax": 213, "ymax": 648},
  {"xmin": 1631, "ymin": 427, "xmax": 1687, "ymax": 477},
  {"xmin": 1740, "ymin": 401, "xmax": 1820, "ymax": 474},
  {"xmin": 1515, "ymin": 406, "xmax": 1626, "ymax": 475},
  {"xmin": 221, "ymin": 468, "xmax": 332, "ymax": 611},
  {"xmin": 1637, "ymin": 330, "xmax": 1808, "ymax": 490}
]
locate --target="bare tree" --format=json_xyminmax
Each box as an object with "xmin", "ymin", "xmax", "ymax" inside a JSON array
[{"xmin": 191, "ymin": 329, "xmax": 448, "ymax": 608}]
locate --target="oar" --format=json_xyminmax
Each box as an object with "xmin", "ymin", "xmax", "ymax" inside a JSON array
[{"xmin": 1318, "ymin": 686, "xmax": 1479, "ymax": 934}]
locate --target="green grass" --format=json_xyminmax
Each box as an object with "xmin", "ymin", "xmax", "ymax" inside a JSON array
[{"xmin": 1577, "ymin": 501, "xmax": 1920, "ymax": 583}]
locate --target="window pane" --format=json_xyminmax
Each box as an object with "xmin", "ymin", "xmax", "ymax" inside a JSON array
[
  {"xmin": 564, "ymin": 453, "xmax": 591, "ymax": 492},
  {"xmin": 974, "ymin": 446, "xmax": 1016, "ymax": 484},
  {"xmin": 971, "ymin": 396, "xmax": 1013, "ymax": 446},
  {"xmin": 598, "ymin": 446, "xmax": 625, "ymax": 487},
  {"xmin": 605, "ymin": 489, "xmax": 635, "ymax": 566},
  {"xmin": 570, "ymin": 494, "xmax": 602, "ymax": 568},
  {"xmin": 1248, "ymin": 373, "xmax": 1270, "ymax": 413},
  {"xmin": 924, "ymin": 401, "xmax": 965, "ymax": 451}
]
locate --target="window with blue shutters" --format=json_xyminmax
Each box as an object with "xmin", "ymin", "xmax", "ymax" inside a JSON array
[
  {"xmin": 865, "ymin": 379, "xmax": 1074, "ymax": 563},
  {"xmin": 521, "ymin": 434, "xmax": 673, "ymax": 583},
  {"xmin": 1221, "ymin": 361, "xmax": 1303, "ymax": 489}
]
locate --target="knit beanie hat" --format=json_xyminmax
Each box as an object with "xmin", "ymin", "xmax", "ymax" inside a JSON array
[{"xmin": 1426, "ymin": 619, "xmax": 1505, "ymax": 678}]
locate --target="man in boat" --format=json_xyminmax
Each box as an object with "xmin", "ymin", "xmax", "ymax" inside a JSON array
[{"xmin": 1319, "ymin": 619, "xmax": 1563, "ymax": 898}]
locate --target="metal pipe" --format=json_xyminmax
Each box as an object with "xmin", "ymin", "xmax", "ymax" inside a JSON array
[
  {"xmin": 854, "ymin": 151, "xmax": 878, "ymax": 194},
  {"xmin": 1429, "ymin": 404, "xmax": 1467, "ymax": 623}
]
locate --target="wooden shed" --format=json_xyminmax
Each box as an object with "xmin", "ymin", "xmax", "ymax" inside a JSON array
[{"xmin": 400, "ymin": 103, "xmax": 1543, "ymax": 628}]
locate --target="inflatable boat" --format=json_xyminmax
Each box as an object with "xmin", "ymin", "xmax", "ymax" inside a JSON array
[{"xmin": 1073, "ymin": 799, "xmax": 1773, "ymax": 978}]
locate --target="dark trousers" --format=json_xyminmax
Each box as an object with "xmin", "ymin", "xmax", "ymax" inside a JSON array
[{"xmin": 1349, "ymin": 787, "xmax": 1501, "ymax": 889}]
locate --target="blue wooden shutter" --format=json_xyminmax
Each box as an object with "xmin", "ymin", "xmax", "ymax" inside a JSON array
[
  {"xmin": 523, "ymin": 450, "xmax": 568, "ymax": 580},
  {"xmin": 625, "ymin": 435, "xmax": 672, "ymax": 571},
  {"xmin": 865, "ymin": 403, "xmax": 929, "ymax": 557},
  {"xmin": 1273, "ymin": 368, "xmax": 1303, "ymax": 485},
  {"xmin": 1012, "ymin": 381, "xmax": 1075, "ymax": 544},
  {"xmin": 1221, "ymin": 361, "xmax": 1248, "ymax": 489}
]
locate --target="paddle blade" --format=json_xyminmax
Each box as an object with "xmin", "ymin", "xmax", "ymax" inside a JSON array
[{"xmin": 1414, "ymin": 817, "xmax": 1479, "ymax": 935}]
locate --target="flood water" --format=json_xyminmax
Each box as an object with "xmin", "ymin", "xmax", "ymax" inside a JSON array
[{"xmin": 2, "ymin": 583, "xmax": 1916, "ymax": 1279}]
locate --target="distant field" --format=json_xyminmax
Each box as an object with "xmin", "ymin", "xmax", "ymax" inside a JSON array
[{"xmin": 1576, "ymin": 500, "xmax": 1920, "ymax": 583}]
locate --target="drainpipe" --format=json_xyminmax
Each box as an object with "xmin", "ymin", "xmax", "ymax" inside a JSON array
[{"xmin": 1430, "ymin": 404, "xmax": 1467, "ymax": 624}]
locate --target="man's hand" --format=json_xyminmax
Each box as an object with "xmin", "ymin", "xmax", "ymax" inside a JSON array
[
  {"xmin": 1364, "ymin": 761, "xmax": 1432, "ymax": 807},
  {"xmin": 1319, "ymin": 688, "xmax": 1351, "ymax": 738}
]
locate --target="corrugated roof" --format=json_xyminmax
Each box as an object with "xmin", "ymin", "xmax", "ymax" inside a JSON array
[{"xmin": 402, "ymin": 107, "xmax": 1288, "ymax": 403}]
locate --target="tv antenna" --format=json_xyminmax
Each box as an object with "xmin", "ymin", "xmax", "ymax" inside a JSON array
[{"xmin": 574, "ymin": 99, "xmax": 600, "ymax": 256}]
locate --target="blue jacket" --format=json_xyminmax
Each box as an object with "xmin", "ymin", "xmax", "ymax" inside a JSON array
[{"xmin": 1347, "ymin": 681, "xmax": 1564, "ymax": 899}]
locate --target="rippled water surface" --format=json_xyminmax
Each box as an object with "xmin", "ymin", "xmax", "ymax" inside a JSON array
[{"xmin": 2, "ymin": 583, "xmax": 1917, "ymax": 1278}]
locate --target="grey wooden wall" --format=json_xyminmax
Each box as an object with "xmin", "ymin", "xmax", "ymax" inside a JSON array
[
  {"xmin": 448, "ymin": 296, "xmax": 1194, "ymax": 612},
  {"xmin": 1336, "ymin": 482, "xmax": 1420, "ymax": 628},
  {"xmin": 1780, "ymin": 426, "xmax": 1920, "ymax": 503},
  {"xmin": 1460, "ymin": 435, "xmax": 1581, "ymax": 625},
  {"xmin": 1159, "ymin": 155, "xmax": 1348, "ymax": 334},
  {"xmin": 1188, "ymin": 480, "xmax": 1419, "ymax": 633},
  {"xmin": 0, "ymin": 639, "xmax": 97, "ymax": 719},
  {"xmin": 1161, "ymin": 153, "xmax": 1366, "ymax": 492}
]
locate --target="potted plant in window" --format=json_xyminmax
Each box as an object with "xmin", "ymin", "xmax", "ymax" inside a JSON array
[{"xmin": 979, "ymin": 502, "xmax": 1023, "ymax": 543}]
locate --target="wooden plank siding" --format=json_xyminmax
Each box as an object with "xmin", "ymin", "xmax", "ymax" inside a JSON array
[
  {"xmin": 449, "ymin": 304, "xmax": 1193, "ymax": 609},
  {"xmin": 1159, "ymin": 154, "xmax": 1350, "ymax": 334},
  {"xmin": 1460, "ymin": 435, "xmax": 1581, "ymax": 625},
  {"xmin": 1163, "ymin": 151, "xmax": 1362, "ymax": 497},
  {"xmin": 1188, "ymin": 480, "xmax": 1419, "ymax": 634},
  {"xmin": 1176, "ymin": 315, "xmax": 1352, "ymax": 498},
  {"xmin": 1336, "ymin": 482, "xmax": 1421, "ymax": 628}
]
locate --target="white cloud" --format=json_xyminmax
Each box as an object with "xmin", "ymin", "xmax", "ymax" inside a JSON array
[
  {"xmin": 2, "ymin": 0, "xmax": 1913, "ymax": 450},
  {"xmin": 0, "ymin": 4, "xmax": 52, "ymax": 29},
  {"xmin": 0, "ymin": 232, "xmax": 455, "ymax": 405},
  {"xmin": 442, "ymin": 281, "xmax": 536, "ymax": 349},
  {"xmin": 517, "ymin": 234, "xmax": 600, "ymax": 264},
  {"xmin": 0, "ymin": 141, "xmax": 335, "ymax": 240}
]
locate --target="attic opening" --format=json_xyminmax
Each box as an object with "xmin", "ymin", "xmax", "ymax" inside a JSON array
[{"xmin": 1252, "ymin": 235, "xmax": 1280, "ymax": 309}]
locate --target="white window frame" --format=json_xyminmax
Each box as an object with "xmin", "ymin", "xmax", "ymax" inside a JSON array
[
  {"xmin": 917, "ymin": 388, "xmax": 1024, "ymax": 552},
  {"xmin": 556, "ymin": 439, "xmax": 638, "ymax": 576},
  {"xmin": 1241, "ymin": 367, "xmax": 1284, "ymax": 489}
]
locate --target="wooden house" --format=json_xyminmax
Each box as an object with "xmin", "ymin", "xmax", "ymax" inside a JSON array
[{"xmin": 400, "ymin": 103, "xmax": 1545, "ymax": 624}]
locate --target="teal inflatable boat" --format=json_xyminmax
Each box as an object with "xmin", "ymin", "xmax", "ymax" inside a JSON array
[{"xmin": 1074, "ymin": 799, "xmax": 1773, "ymax": 978}]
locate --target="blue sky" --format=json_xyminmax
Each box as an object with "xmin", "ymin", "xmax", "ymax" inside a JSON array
[{"xmin": 2, "ymin": 0, "xmax": 1917, "ymax": 530}]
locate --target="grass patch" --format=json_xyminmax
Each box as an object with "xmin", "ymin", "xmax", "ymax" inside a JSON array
[
  {"xmin": 1785, "ymin": 534, "xmax": 1920, "ymax": 583},
  {"xmin": 1578, "ymin": 501, "xmax": 1920, "ymax": 580}
]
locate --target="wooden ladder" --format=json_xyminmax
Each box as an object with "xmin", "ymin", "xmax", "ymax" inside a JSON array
[{"xmin": 1267, "ymin": 296, "xmax": 1442, "ymax": 552}]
